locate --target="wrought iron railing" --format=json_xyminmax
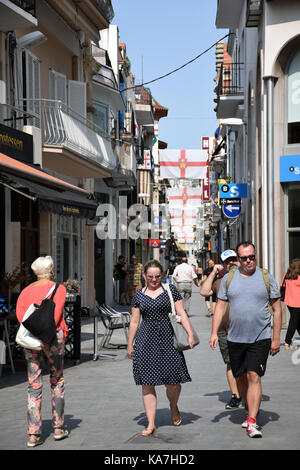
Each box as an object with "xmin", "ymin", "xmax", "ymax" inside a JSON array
[
  {"xmin": 10, "ymin": 0, "xmax": 36, "ymax": 16},
  {"xmin": 20, "ymin": 99, "xmax": 117, "ymax": 170},
  {"xmin": 216, "ymin": 62, "xmax": 244, "ymax": 97}
]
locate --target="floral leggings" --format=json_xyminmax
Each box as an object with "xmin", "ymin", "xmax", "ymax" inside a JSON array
[{"xmin": 24, "ymin": 329, "xmax": 65, "ymax": 436}]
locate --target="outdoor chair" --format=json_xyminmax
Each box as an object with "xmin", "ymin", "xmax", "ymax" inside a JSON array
[
  {"xmin": 103, "ymin": 303, "xmax": 130, "ymax": 317},
  {"xmin": 96, "ymin": 304, "xmax": 129, "ymax": 349}
]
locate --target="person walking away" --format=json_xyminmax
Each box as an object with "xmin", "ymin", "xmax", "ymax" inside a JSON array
[
  {"xmin": 127, "ymin": 260, "xmax": 195, "ymax": 436},
  {"xmin": 115, "ymin": 255, "xmax": 129, "ymax": 305},
  {"xmin": 195, "ymin": 262, "xmax": 203, "ymax": 283},
  {"xmin": 172, "ymin": 257, "xmax": 199, "ymax": 315},
  {"xmin": 127, "ymin": 255, "xmax": 144, "ymax": 303},
  {"xmin": 166, "ymin": 261, "xmax": 176, "ymax": 285},
  {"xmin": 16, "ymin": 256, "xmax": 69, "ymax": 448},
  {"xmin": 281, "ymin": 258, "xmax": 300, "ymax": 350},
  {"xmin": 209, "ymin": 242, "xmax": 282, "ymax": 438},
  {"xmin": 200, "ymin": 249, "xmax": 242, "ymax": 409},
  {"xmin": 201, "ymin": 259, "xmax": 217, "ymax": 317}
]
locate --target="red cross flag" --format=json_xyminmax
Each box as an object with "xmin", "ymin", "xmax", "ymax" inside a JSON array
[
  {"xmin": 159, "ymin": 149, "xmax": 208, "ymax": 179},
  {"xmin": 167, "ymin": 186, "xmax": 202, "ymax": 208}
]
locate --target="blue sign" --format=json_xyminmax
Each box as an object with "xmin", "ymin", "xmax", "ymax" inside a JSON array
[
  {"xmin": 222, "ymin": 204, "xmax": 241, "ymax": 218},
  {"xmin": 280, "ymin": 155, "xmax": 300, "ymax": 182},
  {"xmin": 219, "ymin": 183, "xmax": 247, "ymax": 199}
]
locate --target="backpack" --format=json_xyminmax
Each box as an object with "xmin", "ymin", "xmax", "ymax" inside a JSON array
[{"xmin": 225, "ymin": 267, "xmax": 274, "ymax": 315}]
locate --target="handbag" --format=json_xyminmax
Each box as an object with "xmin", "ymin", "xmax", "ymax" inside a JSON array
[
  {"xmin": 16, "ymin": 284, "xmax": 57, "ymax": 350},
  {"xmin": 22, "ymin": 283, "xmax": 59, "ymax": 346},
  {"xmin": 280, "ymin": 276, "xmax": 286, "ymax": 302},
  {"xmin": 165, "ymin": 284, "xmax": 200, "ymax": 352}
]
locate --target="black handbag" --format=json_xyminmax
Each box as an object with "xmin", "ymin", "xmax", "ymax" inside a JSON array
[
  {"xmin": 22, "ymin": 283, "xmax": 59, "ymax": 346},
  {"xmin": 280, "ymin": 276, "xmax": 286, "ymax": 301}
]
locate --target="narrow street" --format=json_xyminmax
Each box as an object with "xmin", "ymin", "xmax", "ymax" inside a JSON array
[{"xmin": 1, "ymin": 287, "xmax": 300, "ymax": 451}]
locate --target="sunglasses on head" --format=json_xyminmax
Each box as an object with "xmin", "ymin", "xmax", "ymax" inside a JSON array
[{"xmin": 238, "ymin": 254, "xmax": 255, "ymax": 262}]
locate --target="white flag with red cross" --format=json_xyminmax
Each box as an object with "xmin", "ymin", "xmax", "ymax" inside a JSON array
[
  {"xmin": 167, "ymin": 186, "xmax": 202, "ymax": 208},
  {"xmin": 159, "ymin": 149, "xmax": 208, "ymax": 179}
]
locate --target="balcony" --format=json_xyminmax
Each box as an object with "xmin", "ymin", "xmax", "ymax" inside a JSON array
[
  {"xmin": 215, "ymin": 0, "xmax": 244, "ymax": 28},
  {"xmin": 91, "ymin": 0, "xmax": 114, "ymax": 23},
  {"xmin": 0, "ymin": 0, "xmax": 37, "ymax": 31},
  {"xmin": 134, "ymin": 87, "xmax": 154, "ymax": 126},
  {"xmin": 21, "ymin": 99, "xmax": 117, "ymax": 178},
  {"xmin": 215, "ymin": 62, "xmax": 244, "ymax": 119}
]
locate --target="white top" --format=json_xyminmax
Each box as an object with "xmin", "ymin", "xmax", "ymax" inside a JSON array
[{"xmin": 173, "ymin": 263, "xmax": 197, "ymax": 283}]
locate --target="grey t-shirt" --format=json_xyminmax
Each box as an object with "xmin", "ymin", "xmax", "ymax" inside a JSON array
[{"xmin": 217, "ymin": 267, "xmax": 281, "ymax": 343}]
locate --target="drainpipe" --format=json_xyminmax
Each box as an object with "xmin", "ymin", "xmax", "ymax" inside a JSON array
[{"xmin": 264, "ymin": 76, "xmax": 276, "ymax": 275}]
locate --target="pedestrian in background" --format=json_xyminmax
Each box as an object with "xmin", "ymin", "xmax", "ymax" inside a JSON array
[
  {"xmin": 16, "ymin": 256, "xmax": 68, "ymax": 448},
  {"xmin": 281, "ymin": 258, "xmax": 300, "ymax": 350},
  {"xmin": 114, "ymin": 255, "xmax": 129, "ymax": 305},
  {"xmin": 172, "ymin": 257, "xmax": 199, "ymax": 315},
  {"xmin": 127, "ymin": 255, "xmax": 144, "ymax": 302},
  {"xmin": 200, "ymin": 249, "xmax": 242, "ymax": 409},
  {"xmin": 127, "ymin": 259, "xmax": 194, "ymax": 436},
  {"xmin": 166, "ymin": 260, "xmax": 175, "ymax": 285},
  {"xmin": 201, "ymin": 259, "xmax": 217, "ymax": 317}
]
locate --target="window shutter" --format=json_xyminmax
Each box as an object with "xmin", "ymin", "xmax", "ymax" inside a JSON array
[
  {"xmin": 49, "ymin": 69, "xmax": 67, "ymax": 105},
  {"xmin": 24, "ymin": 50, "xmax": 41, "ymax": 127},
  {"xmin": 68, "ymin": 80, "xmax": 86, "ymax": 119}
]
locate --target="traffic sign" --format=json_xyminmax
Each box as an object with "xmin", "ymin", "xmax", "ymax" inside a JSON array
[
  {"xmin": 219, "ymin": 183, "xmax": 247, "ymax": 199},
  {"xmin": 222, "ymin": 204, "xmax": 241, "ymax": 218}
]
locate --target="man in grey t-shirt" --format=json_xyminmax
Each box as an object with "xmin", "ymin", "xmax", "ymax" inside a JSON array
[{"xmin": 209, "ymin": 242, "xmax": 282, "ymax": 438}]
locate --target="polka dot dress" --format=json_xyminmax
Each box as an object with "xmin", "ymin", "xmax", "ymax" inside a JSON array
[{"xmin": 131, "ymin": 284, "xmax": 192, "ymax": 386}]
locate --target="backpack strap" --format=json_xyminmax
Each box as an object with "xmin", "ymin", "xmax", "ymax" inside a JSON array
[
  {"xmin": 261, "ymin": 269, "xmax": 274, "ymax": 315},
  {"xmin": 226, "ymin": 266, "xmax": 238, "ymax": 292}
]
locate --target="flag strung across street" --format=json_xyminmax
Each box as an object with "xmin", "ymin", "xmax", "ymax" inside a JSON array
[
  {"xmin": 167, "ymin": 186, "xmax": 202, "ymax": 208},
  {"xmin": 159, "ymin": 149, "xmax": 208, "ymax": 179}
]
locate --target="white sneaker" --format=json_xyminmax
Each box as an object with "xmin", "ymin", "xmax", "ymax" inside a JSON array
[
  {"xmin": 246, "ymin": 420, "xmax": 262, "ymax": 438},
  {"xmin": 241, "ymin": 414, "xmax": 248, "ymax": 428}
]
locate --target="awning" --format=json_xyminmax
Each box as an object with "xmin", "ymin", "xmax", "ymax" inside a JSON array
[
  {"xmin": 0, "ymin": 153, "xmax": 89, "ymax": 195},
  {"xmin": 0, "ymin": 173, "xmax": 97, "ymax": 220}
]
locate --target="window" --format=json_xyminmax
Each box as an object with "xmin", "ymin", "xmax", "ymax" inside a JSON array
[
  {"xmin": 22, "ymin": 50, "xmax": 41, "ymax": 127},
  {"xmin": 287, "ymin": 50, "xmax": 300, "ymax": 144},
  {"xmin": 93, "ymin": 102, "xmax": 108, "ymax": 133},
  {"xmin": 49, "ymin": 69, "xmax": 86, "ymax": 118}
]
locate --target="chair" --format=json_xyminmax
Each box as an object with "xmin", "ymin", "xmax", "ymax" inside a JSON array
[{"xmin": 96, "ymin": 304, "xmax": 130, "ymax": 349}]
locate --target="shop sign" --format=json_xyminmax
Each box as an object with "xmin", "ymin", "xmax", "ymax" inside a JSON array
[
  {"xmin": 0, "ymin": 123, "xmax": 33, "ymax": 163},
  {"xmin": 280, "ymin": 155, "xmax": 300, "ymax": 182}
]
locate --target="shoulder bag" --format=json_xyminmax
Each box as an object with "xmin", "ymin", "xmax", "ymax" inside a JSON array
[
  {"xmin": 165, "ymin": 284, "xmax": 200, "ymax": 352},
  {"xmin": 280, "ymin": 275, "xmax": 286, "ymax": 302},
  {"xmin": 16, "ymin": 284, "xmax": 58, "ymax": 350}
]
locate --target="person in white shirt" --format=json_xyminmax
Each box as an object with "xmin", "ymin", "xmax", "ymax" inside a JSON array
[{"xmin": 173, "ymin": 257, "xmax": 199, "ymax": 315}]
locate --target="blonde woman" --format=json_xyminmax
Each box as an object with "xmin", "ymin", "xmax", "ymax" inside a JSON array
[{"xmin": 16, "ymin": 256, "xmax": 68, "ymax": 447}]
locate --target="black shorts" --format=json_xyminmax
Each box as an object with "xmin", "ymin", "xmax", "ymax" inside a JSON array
[
  {"xmin": 205, "ymin": 293, "xmax": 217, "ymax": 302},
  {"xmin": 227, "ymin": 339, "xmax": 272, "ymax": 378}
]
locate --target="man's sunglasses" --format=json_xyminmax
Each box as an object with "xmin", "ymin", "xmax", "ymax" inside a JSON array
[
  {"xmin": 238, "ymin": 254, "xmax": 255, "ymax": 262},
  {"xmin": 224, "ymin": 257, "xmax": 238, "ymax": 263}
]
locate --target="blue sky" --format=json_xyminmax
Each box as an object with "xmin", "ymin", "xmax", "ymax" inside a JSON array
[{"xmin": 112, "ymin": 0, "xmax": 227, "ymax": 149}]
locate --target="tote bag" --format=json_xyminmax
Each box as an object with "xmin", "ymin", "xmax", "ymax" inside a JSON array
[
  {"xmin": 16, "ymin": 285, "xmax": 56, "ymax": 350},
  {"xmin": 165, "ymin": 284, "xmax": 200, "ymax": 352}
]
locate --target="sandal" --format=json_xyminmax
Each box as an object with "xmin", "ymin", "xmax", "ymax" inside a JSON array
[
  {"xmin": 27, "ymin": 435, "xmax": 43, "ymax": 448},
  {"xmin": 171, "ymin": 406, "xmax": 182, "ymax": 426},
  {"xmin": 54, "ymin": 428, "xmax": 69, "ymax": 441},
  {"xmin": 141, "ymin": 427, "xmax": 156, "ymax": 436}
]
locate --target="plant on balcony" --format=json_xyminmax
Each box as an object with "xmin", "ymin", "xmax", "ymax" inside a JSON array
[{"xmin": 64, "ymin": 279, "xmax": 80, "ymax": 294}]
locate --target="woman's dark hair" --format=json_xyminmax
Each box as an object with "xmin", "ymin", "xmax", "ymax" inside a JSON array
[
  {"xmin": 285, "ymin": 259, "xmax": 300, "ymax": 280},
  {"xmin": 144, "ymin": 259, "xmax": 163, "ymax": 274}
]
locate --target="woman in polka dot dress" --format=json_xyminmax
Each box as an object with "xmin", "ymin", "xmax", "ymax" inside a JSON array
[{"xmin": 127, "ymin": 259, "xmax": 195, "ymax": 436}]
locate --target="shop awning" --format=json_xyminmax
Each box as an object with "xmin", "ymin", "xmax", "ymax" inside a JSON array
[
  {"xmin": 0, "ymin": 152, "xmax": 98, "ymax": 219},
  {"xmin": 1, "ymin": 173, "xmax": 98, "ymax": 219},
  {"xmin": 0, "ymin": 153, "xmax": 89, "ymax": 195}
]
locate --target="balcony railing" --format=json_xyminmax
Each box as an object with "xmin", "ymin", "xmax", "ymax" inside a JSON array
[
  {"xmin": 216, "ymin": 62, "xmax": 244, "ymax": 97},
  {"xmin": 20, "ymin": 99, "xmax": 116, "ymax": 170},
  {"xmin": 10, "ymin": 0, "xmax": 36, "ymax": 16},
  {"xmin": 91, "ymin": 0, "xmax": 114, "ymax": 22}
]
